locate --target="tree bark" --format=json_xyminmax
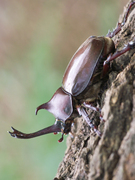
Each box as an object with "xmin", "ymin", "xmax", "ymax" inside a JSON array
[{"xmin": 54, "ymin": 1, "xmax": 135, "ymax": 179}]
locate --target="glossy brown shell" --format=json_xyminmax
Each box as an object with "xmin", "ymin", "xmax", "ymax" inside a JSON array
[{"xmin": 62, "ymin": 36, "xmax": 105, "ymax": 96}]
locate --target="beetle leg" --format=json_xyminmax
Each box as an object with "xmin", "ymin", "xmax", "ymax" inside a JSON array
[
  {"xmin": 103, "ymin": 40, "xmax": 135, "ymax": 76},
  {"xmin": 83, "ymin": 102, "xmax": 101, "ymax": 113},
  {"xmin": 107, "ymin": 1, "xmax": 135, "ymax": 38},
  {"xmin": 58, "ymin": 133, "xmax": 64, "ymax": 142},
  {"xmin": 83, "ymin": 102, "xmax": 105, "ymax": 122},
  {"xmin": 107, "ymin": 22, "xmax": 121, "ymax": 38},
  {"xmin": 77, "ymin": 106, "xmax": 101, "ymax": 137}
]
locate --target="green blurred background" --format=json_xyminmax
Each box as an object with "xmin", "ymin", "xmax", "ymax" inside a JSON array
[{"xmin": 0, "ymin": 0, "xmax": 127, "ymax": 179}]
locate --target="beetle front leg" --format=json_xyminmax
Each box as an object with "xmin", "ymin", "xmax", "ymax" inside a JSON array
[{"xmin": 77, "ymin": 106, "xmax": 101, "ymax": 137}]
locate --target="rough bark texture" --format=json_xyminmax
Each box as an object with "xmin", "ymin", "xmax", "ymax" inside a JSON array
[{"xmin": 54, "ymin": 1, "xmax": 135, "ymax": 180}]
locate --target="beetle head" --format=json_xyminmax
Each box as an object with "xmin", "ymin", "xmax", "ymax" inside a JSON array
[{"xmin": 9, "ymin": 87, "xmax": 73, "ymax": 142}]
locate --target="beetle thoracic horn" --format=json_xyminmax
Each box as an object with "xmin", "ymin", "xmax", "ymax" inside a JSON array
[
  {"xmin": 35, "ymin": 103, "xmax": 49, "ymax": 115},
  {"xmin": 8, "ymin": 124, "xmax": 61, "ymax": 139}
]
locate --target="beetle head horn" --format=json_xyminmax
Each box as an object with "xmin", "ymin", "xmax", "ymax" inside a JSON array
[
  {"xmin": 9, "ymin": 123, "xmax": 62, "ymax": 139},
  {"xmin": 9, "ymin": 88, "xmax": 73, "ymax": 142}
]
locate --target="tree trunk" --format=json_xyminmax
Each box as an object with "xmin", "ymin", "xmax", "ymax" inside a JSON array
[{"xmin": 54, "ymin": 1, "xmax": 135, "ymax": 179}]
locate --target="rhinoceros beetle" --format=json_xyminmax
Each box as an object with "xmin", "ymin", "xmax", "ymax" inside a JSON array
[{"xmin": 9, "ymin": 2, "xmax": 135, "ymax": 142}]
